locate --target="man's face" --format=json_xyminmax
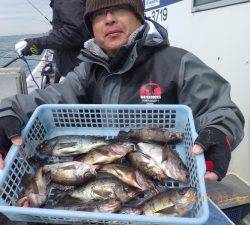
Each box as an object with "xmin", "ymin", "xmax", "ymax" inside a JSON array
[{"xmin": 92, "ymin": 5, "xmax": 142, "ymax": 56}]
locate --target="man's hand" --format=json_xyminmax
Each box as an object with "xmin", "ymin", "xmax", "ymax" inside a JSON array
[
  {"xmin": 193, "ymin": 127, "xmax": 232, "ymax": 181},
  {"xmin": 193, "ymin": 145, "xmax": 219, "ymax": 180},
  {"xmin": 0, "ymin": 116, "xmax": 23, "ymax": 169},
  {"xmin": 0, "ymin": 136, "xmax": 23, "ymax": 169},
  {"xmin": 19, "ymin": 39, "xmax": 43, "ymax": 56}
]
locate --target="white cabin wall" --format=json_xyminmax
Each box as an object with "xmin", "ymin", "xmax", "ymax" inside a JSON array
[{"xmin": 146, "ymin": 1, "xmax": 250, "ymax": 183}]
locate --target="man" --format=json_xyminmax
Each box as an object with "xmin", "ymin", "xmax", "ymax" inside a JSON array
[
  {"xmin": 0, "ymin": 0, "xmax": 244, "ymax": 182},
  {"xmin": 18, "ymin": 0, "xmax": 91, "ymax": 82}
]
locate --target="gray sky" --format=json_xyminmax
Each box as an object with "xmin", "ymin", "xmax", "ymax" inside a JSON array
[{"xmin": 0, "ymin": 0, "xmax": 52, "ymax": 36}]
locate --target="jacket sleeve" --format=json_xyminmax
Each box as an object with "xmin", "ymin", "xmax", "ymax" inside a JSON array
[
  {"xmin": 177, "ymin": 52, "xmax": 245, "ymax": 150},
  {"xmin": 0, "ymin": 62, "xmax": 88, "ymax": 126},
  {"xmin": 31, "ymin": 0, "xmax": 90, "ymax": 51}
]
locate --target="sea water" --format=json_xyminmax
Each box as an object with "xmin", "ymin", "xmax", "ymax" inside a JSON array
[{"xmin": 0, "ymin": 34, "xmax": 46, "ymax": 75}]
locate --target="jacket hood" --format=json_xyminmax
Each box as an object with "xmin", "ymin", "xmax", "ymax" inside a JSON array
[{"xmin": 142, "ymin": 19, "xmax": 170, "ymax": 48}]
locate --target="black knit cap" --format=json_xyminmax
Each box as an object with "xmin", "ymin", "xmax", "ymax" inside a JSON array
[{"xmin": 84, "ymin": 0, "xmax": 145, "ymax": 35}]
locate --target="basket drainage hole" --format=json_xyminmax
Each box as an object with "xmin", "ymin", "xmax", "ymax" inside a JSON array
[{"xmin": 174, "ymin": 182, "xmax": 179, "ymax": 187}]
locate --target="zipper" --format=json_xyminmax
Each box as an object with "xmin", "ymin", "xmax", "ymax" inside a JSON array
[{"xmin": 79, "ymin": 50, "xmax": 111, "ymax": 73}]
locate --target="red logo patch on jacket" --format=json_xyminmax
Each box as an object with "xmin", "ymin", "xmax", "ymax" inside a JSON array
[{"xmin": 140, "ymin": 82, "xmax": 162, "ymax": 103}]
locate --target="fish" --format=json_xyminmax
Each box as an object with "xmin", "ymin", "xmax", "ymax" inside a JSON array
[
  {"xmin": 118, "ymin": 128, "xmax": 184, "ymax": 144},
  {"xmin": 67, "ymin": 178, "xmax": 140, "ymax": 204},
  {"xmin": 128, "ymin": 151, "xmax": 167, "ymax": 182},
  {"xmin": 43, "ymin": 161, "xmax": 99, "ymax": 186},
  {"xmin": 36, "ymin": 135, "xmax": 108, "ymax": 156},
  {"xmin": 17, "ymin": 167, "xmax": 50, "ymax": 207},
  {"xmin": 137, "ymin": 143, "xmax": 189, "ymax": 183},
  {"xmin": 140, "ymin": 187, "xmax": 197, "ymax": 217},
  {"xmin": 77, "ymin": 143, "xmax": 134, "ymax": 165},
  {"xmin": 100, "ymin": 164, "xmax": 155, "ymax": 191}
]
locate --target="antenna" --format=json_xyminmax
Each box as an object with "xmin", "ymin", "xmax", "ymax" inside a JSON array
[{"xmin": 26, "ymin": 0, "xmax": 51, "ymax": 25}]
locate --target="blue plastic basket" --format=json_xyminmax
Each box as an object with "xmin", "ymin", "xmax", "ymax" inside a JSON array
[{"xmin": 0, "ymin": 104, "xmax": 209, "ymax": 225}]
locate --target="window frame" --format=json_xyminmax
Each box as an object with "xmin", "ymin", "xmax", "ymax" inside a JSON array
[{"xmin": 192, "ymin": 0, "xmax": 250, "ymax": 12}]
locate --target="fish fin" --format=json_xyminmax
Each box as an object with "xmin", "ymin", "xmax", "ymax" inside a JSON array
[
  {"xmin": 156, "ymin": 205, "xmax": 177, "ymax": 215},
  {"xmin": 134, "ymin": 170, "xmax": 144, "ymax": 190},
  {"xmin": 112, "ymin": 167, "xmax": 124, "ymax": 177},
  {"xmin": 162, "ymin": 143, "xmax": 170, "ymax": 162}
]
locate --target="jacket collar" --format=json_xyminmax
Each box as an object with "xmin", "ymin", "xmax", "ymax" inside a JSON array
[{"xmin": 79, "ymin": 20, "xmax": 170, "ymax": 70}]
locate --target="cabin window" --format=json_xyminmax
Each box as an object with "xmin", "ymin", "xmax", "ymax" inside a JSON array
[{"xmin": 192, "ymin": 0, "xmax": 250, "ymax": 12}]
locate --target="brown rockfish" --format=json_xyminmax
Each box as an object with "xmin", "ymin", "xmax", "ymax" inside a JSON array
[
  {"xmin": 43, "ymin": 161, "xmax": 99, "ymax": 186},
  {"xmin": 118, "ymin": 128, "xmax": 183, "ymax": 144},
  {"xmin": 67, "ymin": 178, "xmax": 140, "ymax": 204},
  {"xmin": 128, "ymin": 151, "xmax": 167, "ymax": 182},
  {"xmin": 137, "ymin": 143, "xmax": 189, "ymax": 183},
  {"xmin": 140, "ymin": 187, "xmax": 197, "ymax": 217},
  {"xmin": 36, "ymin": 135, "xmax": 108, "ymax": 156},
  {"xmin": 77, "ymin": 143, "xmax": 134, "ymax": 165},
  {"xmin": 100, "ymin": 163, "xmax": 155, "ymax": 191}
]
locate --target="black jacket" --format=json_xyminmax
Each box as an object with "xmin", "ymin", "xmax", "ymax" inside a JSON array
[
  {"xmin": 31, "ymin": 0, "xmax": 90, "ymax": 77},
  {"xmin": 0, "ymin": 20, "xmax": 244, "ymax": 150}
]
